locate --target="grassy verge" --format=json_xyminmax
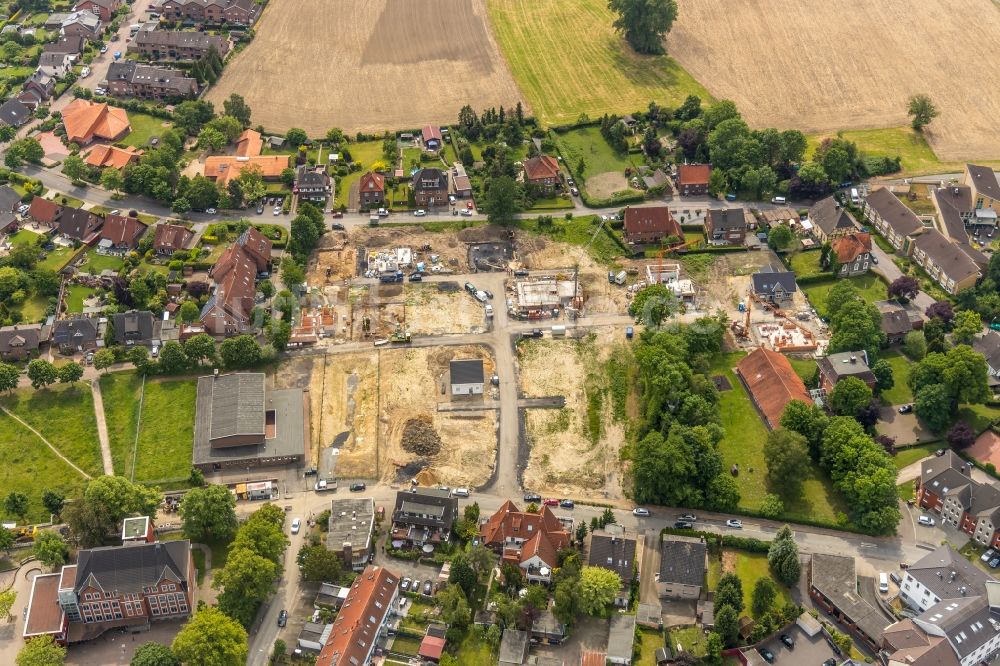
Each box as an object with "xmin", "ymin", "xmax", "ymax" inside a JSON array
[
  {"xmin": 801, "ymin": 275, "xmax": 887, "ymax": 319},
  {"xmin": 552, "ymin": 125, "xmax": 640, "ymax": 179},
  {"xmin": 957, "ymin": 404, "xmax": 1000, "ymax": 432},
  {"xmin": 893, "ymin": 443, "xmax": 941, "ymax": 470}
]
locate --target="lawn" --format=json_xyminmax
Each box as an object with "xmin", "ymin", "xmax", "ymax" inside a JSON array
[
  {"xmin": 552, "ymin": 125, "xmax": 639, "ymax": 179},
  {"xmin": 665, "ymin": 627, "xmax": 707, "ymax": 658},
  {"xmin": 452, "ymin": 634, "xmax": 495, "ymax": 666},
  {"xmin": 801, "ymin": 275, "xmax": 888, "ymax": 319},
  {"xmin": 389, "ymin": 635, "xmax": 422, "ymax": 656},
  {"xmin": 636, "ymin": 629, "xmax": 666, "ymax": 666},
  {"xmin": 892, "ymin": 443, "xmax": 942, "ymax": 471},
  {"xmin": 64, "ymin": 284, "xmax": 97, "ymax": 313},
  {"xmin": 898, "ymin": 482, "xmax": 915, "ymax": 502},
  {"xmin": 8, "ymin": 229, "xmax": 43, "ymax": 247},
  {"xmin": 880, "ymin": 351, "xmax": 913, "ymax": 406},
  {"xmin": 37, "ymin": 244, "xmax": 77, "ymax": 272},
  {"xmin": 487, "ymin": 0, "xmax": 712, "ymax": 126},
  {"xmin": 344, "ymin": 140, "xmax": 385, "ymax": 170},
  {"xmin": 788, "ymin": 358, "xmax": 817, "ymax": 385},
  {"xmin": 100, "ymin": 373, "xmax": 196, "ymax": 484},
  {"xmin": 0, "ymin": 411, "xmax": 87, "ymax": 523},
  {"xmin": 527, "ymin": 195, "xmax": 575, "ymax": 212},
  {"xmin": 20, "ymin": 295, "xmax": 50, "ymax": 323},
  {"xmin": 0, "ymin": 384, "xmax": 104, "ymax": 478},
  {"xmin": 730, "ymin": 552, "xmax": 793, "ymax": 613},
  {"xmin": 787, "ymin": 251, "xmax": 825, "ymax": 279},
  {"xmin": 513, "ymin": 214, "xmax": 627, "ymax": 264},
  {"xmin": 709, "ymin": 352, "xmax": 848, "ymax": 525},
  {"xmin": 957, "ymin": 404, "xmax": 1000, "ymax": 432},
  {"xmin": 120, "ymin": 113, "xmax": 171, "ymax": 148},
  {"xmin": 79, "ymin": 248, "xmax": 125, "ymax": 274}
]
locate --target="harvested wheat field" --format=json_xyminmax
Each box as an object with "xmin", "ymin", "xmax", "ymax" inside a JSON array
[
  {"xmin": 207, "ymin": 0, "xmax": 523, "ymax": 135},
  {"xmin": 379, "ymin": 345, "xmax": 497, "ymax": 487},
  {"xmin": 669, "ymin": 0, "xmax": 1000, "ymax": 160},
  {"xmin": 518, "ymin": 328, "xmax": 631, "ymax": 498}
]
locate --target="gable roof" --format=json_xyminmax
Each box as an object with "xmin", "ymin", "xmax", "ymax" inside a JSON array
[
  {"xmin": 0, "ymin": 185, "xmax": 20, "ymax": 213},
  {"xmin": 522, "ymin": 155, "xmax": 560, "ymax": 181},
  {"xmin": 659, "ymin": 536, "xmax": 706, "ymax": 587},
  {"xmin": 412, "ymin": 167, "xmax": 447, "ymax": 191},
  {"xmin": 316, "ymin": 565, "xmax": 399, "ymax": 666},
  {"xmin": 62, "ymin": 99, "xmax": 130, "ymax": 144},
  {"xmin": 0, "ymin": 98, "xmax": 31, "ymax": 127},
  {"xmin": 134, "ymin": 28, "xmax": 226, "ymax": 53},
  {"xmin": 85, "ymin": 144, "xmax": 142, "ymax": 169},
  {"xmin": 707, "ymin": 207, "xmax": 745, "ymax": 232},
  {"xmin": 480, "ymin": 500, "xmax": 570, "ymax": 570},
  {"xmin": 623, "ymin": 205, "xmax": 682, "ymax": 239},
  {"xmin": 912, "ymin": 229, "xmax": 980, "ymax": 285},
  {"xmin": 735, "ymin": 347, "xmax": 811, "ymax": 429},
  {"xmin": 865, "ymin": 187, "xmax": 924, "ymax": 237},
  {"xmin": 678, "ymin": 163, "xmax": 711, "ymax": 186},
  {"xmin": 56, "ymin": 207, "xmax": 102, "ymax": 241},
  {"xmin": 152, "ymin": 223, "xmax": 194, "ymax": 252},
  {"xmin": 392, "ymin": 488, "xmax": 458, "ymax": 529},
  {"xmin": 235, "ymin": 128, "xmax": 262, "ymax": 157},
  {"xmin": 588, "ymin": 532, "xmax": 637, "ymax": 587},
  {"xmin": 236, "ymin": 226, "xmax": 272, "ymax": 270},
  {"xmin": 52, "ymin": 316, "xmax": 99, "ymax": 345},
  {"xmin": 421, "ymin": 125, "xmax": 442, "ymax": 143},
  {"xmin": 28, "ymin": 197, "xmax": 61, "ymax": 224},
  {"xmin": 0, "ymin": 324, "xmax": 45, "ymax": 354},
  {"xmin": 359, "ymin": 171, "xmax": 385, "ymax": 194},
  {"xmin": 973, "ymin": 331, "xmax": 1000, "ymax": 370},
  {"xmin": 751, "ymin": 267, "xmax": 797, "ymax": 295},
  {"xmin": 74, "ymin": 540, "xmax": 190, "ymax": 596},
  {"xmin": 111, "ymin": 310, "xmax": 156, "ymax": 345},
  {"xmin": 43, "ymin": 35, "xmax": 84, "ymax": 54},
  {"xmin": 832, "ymin": 232, "xmax": 872, "ymax": 264},
  {"xmin": 203, "ymin": 154, "xmax": 289, "ymax": 185},
  {"xmin": 966, "ymin": 164, "xmax": 1000, "ymax": 201},
  {"xmin": 810, "ymin": 195, "xmax": 857, "ymax": 235},
  {"xmin": 204, "ymin": 372, "xmax": 265, "ymax": 442}
]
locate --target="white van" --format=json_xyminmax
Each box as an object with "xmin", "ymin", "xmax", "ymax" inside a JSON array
[
  {"xmin": 878, "ymin": 572, "xmax": 889, "ymax": 593},
  {"xmin": 850, "ymin": 187, "xmax": 860, "ymax": 205},
  {"xmin": 453, "ymin": 488, "xmax": 470, "ymax": 498},
  {"xmin": 771, "ymin": 196, "xmax": 786, "ymax": 205}
]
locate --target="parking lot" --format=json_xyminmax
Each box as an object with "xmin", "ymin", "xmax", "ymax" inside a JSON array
[{"xmin": 757, "ymin": 626, "xmax": 840, "ymax": 666}]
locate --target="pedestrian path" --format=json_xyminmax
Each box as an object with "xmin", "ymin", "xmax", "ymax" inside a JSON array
[
  {"xmin": 90, "ymin": 379, "xmax": 115, "ymax": 475},
  {"xmin": 0, "ymin": 406, "xmax": 91, "ymax": 480}
]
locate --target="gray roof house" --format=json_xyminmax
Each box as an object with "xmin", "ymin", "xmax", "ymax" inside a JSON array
[
  {"xmin": 862, "ymin": 188, "xmax": 924, "ymax": 251},
  {"xmin": 588, "ymin": 531, "xmax": 637, "ymax": 608},
  {"xmin": 0, "ymin": 324, "xmax": 49, "ymax": 360},
  {"xmin": 751, "ymin": 265, "xmax": 797, "ymax": 303},
  {"xmin": 809, "ymin": 195, "xmax": 857, "ymax": 241},
  {"xmin": 910, "ymin": 228, "xmax": 981, "ymax": 295},
  {"xmin": 498, "ymin": 628, "xmax": 530, "ymax": 666},
  {"xmin": 658, "ymin": 535, "xmax": 706, "ymax": 600},
  {"xmin": 0, "ymin": 98, "xmax": 32, "ymax": 127},
  {"xmin": 449, "ymin": 358, "xmax": 484, "ymax": 396},
  {"xmin": 74, "ymin": 540, "xmax": 190, "ymax": 597},
  {"xmin": 973, "ymin": 331, "xmax": 1000, "ymax": 387},
  {"xmin": 52, "ymin": 316, "xmax": 100, "ymax": 353},
  {"xmin": 110, "ymin": 310, "xmax": 161, "ymax": 348},
  {"xmin": 390, "ymin": 488, "xmax": 458, "ymax": 547},
  {"xmin": 810, "ymin": 553, "xmax": 886, "ymax": 651}
]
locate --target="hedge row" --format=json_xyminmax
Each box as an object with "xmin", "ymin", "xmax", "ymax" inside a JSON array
[{"xmin": 657, "ymin": 528, "xmax": 770, "ymax": 553}]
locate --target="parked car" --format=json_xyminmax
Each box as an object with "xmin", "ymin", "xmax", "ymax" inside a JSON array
[
  {"xmin": 757, "ymin": 647, "xmax": 775, "ymax": 664},
  {"xmin": 464, "ymin": 282, "xmax": 476, "ymax": 294},
  {"xmin": 935, "ymin": 449, "xmax": 946, "ymax": 456},
  {"xmin": 304, "ymin": 467, "xmax": 318, "ymax": 476},
  {"xmin": 80, "ymin": 66, "xmax": 91, "ymax": 77},
  {"xmin": 632, "ymin": 508, "xmax": 650, "ymax": 517},
  {"xmin": 981, "ymin": 549, "xmax": 997, "ymax": 562},
  {"xmin": 408, "ymin": 273, "xmax": 422, "ymax": 282},
  {"xmin": 378, "ymin": 208, "xmax": 389, "ymax": 217},
  {"xmin": 514, "ymin": 269, "xmax": 529, "ymax": 277},
  {"xmin": 543, "ymin": 498, "xmax": 559, "ymax": 506},
  {"xmin": 918, "ymin": 515, "xmax": 935, "ymax": 526},
  {"xmin": 290, "ymin": 518, "xmax": 301, "ymax": 534},
  {"xmin": 726, "ymin": 519, "xmax": 743, "ymax": 529},
  {"xmin": 350, "ymin": 482, "xmax": 366, "ymax": 492},
  {"xmin": 273, "ymin": 206, "xmax": 281, "ymax": 216},
  {"xmin": 678, "ymin": 514, "xmax": 697, "ymax": 522},
  {"xmin": 332, "ymin": 211, "xmax": 344, "ymax": 218},
  {"xmin": 422, "ymin": 581, "xmax": 432, "ymax": 595},
  {"xmin": 277, "ymin": 609, "xmax": 287, "ymax": 627},
  {"xmin": 559, "ymin": 499, "xmax": 575, "ymax": 509},
  {"xmin": 570, "ymin": 187, "xmax": 580, "ymax": 196},
  {"xmin": 454, "ymin": 487, "xmax": 470, "ymax": 497},
  {"xmin": 990, "ymin": 557, "xmax": 1000, "ymax": 569},
  {"xmin": 256, "ymin": 204, "xmax": 264, "ymax": 214},
  {"xmin": 411, "ymin": 579, "xmax": 421, "ymax": 594},
  {"xmin": 483, "ymin": 290, "xmax": 493, "ymax": 299},
  {"xmin": 401, "ymin": 578, "xmax": 411, "ymax": 591},
  {"xmin": 523, "ymin": 493, "xmax": 542, "ymax": 503},
  {"xmin": 100, "ymin": 45, "xmax": 108, "ymax": 53},
  {"xmin": 414, "ymin": 210, "xmax": 427, "ymax": 217},
  {"xmin": 205, "ymin": 208, "xmax": 216, "ymax": 214},
  {"xmin": 673, "ymin": 521, "xmax": 694, "ymax": 529},
  {"xmin": 780, "ymin": 634, "xmax": 794, "ymax": 649},
  {"xmin": 823, "ymin": 659, "xmax": 837, "ymax": 666},
  {"xmin": 467, "ymin": 201, "xmax": 474, "ymax": 209},
  {"xmin": 898, "ymin": 404, "xmax": 913, "ymax": 414},
  {"xmin": 460, "ymin": 209, "xmax": 473, "ymax": 216},
  {"xmin": 331, "ymin": 223, "xmax": 345, "ymax": 231}
]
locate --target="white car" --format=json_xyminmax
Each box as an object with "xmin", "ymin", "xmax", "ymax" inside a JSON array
[
  {"xmin": 632, "ymin": 508, "xmax": 650, "ymax": 517},
  {"xmin": 290, "ymin": 518, "xmax": 301, "ymax": 534},
  {"xmin": 453, "ymin": 487, "xmax": 470, "ymax": 498},
  {"xmin": 80, "ymin": 66, "xmax": 91, "ymax": 78},
  {"xmin": 273, "ymin": 206, "xmax": 281, "ymax": 216},
  {"xmin": 414, "ymin": 210, "xmax": 426, "ymax": 217},
  {"xmin": 460, "ymin": 209, "xmax": 473, "ymax": 217},
  {"xmin": 474, "ymin": 290, "xmax": 488, "ymax": 303},
  {"xmin": 981, "ymin": 549, "xmax": 996, "ymax": 562},
  {"xmin": 726, "ymin": 519, "xmax": 743, "ymax": 529},
  {"xmin": 918, "ymin": 515, "xmax": 935, "ymax": 526},
  {"xmin": 100, "ymin": 45, "xmax": 108, "ymax": 53},
  {"xmin": 205, "ymin": 208, "xmax": 216, "ymax": 214}
]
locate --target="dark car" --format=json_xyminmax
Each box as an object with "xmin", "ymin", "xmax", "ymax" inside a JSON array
[
  {"xmin": 303, "ymin": 467, "xmax": 318, "ymax": 476},
  {"xmin": 401, "ymin": 578, "xmax": 411, "ymax": 591},
  {"xmin": 990, "ymin": 557, "xmax": 1000, "ymax": 568},
  {"xmin": 409, "ymin": 273, "xmax": 423, "ymax": 282},
  {"xmin": 559, "ymin": 499, "xmax": 575, "ymax": 508},
  {"xmin": 780, "ymin": 634, "xmax": 794, "ymax": 649},
  {"xmin": 331, "ymin": 222, "xmax": 345, "ymax": 231},
  {"xmin": 277, "ymin": 609, "xmax": 288, "ymax": 627},
  {"xmin": 523, "ymin": 493, "xmax": 542, "ymax": 503},
  {"xmin": 514, "ymin": 269, "xmax": 529, "ymax": 277},
  {"xmin": 757, "ymin": 647, "xmax": 775, "ymax": 664},
  {"xmin": 823, "ymin": 660, "xmax": 837, "ymax": 666},
  {"xmin": 350, "ymin": 482, "xmax": 366, "ymax": 492},
  {"xmin": 898, "ymin": 404, "xmax": 913, "ymax": 414},
  {"xmin": 332, "ymin": 211, "xmax": 344, "ymax": 218},
  {"xmin": 674, "ymin": 521, "xmax": 694, "ymax": 529},
  {"xmin": 422, "ymin": 581, "xmax": 432, "ymax": 595}
]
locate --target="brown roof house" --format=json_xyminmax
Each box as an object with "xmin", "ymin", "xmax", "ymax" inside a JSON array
[
  {"xmin": 421, "ymin": 125, "xmax": 442, "ymax": 151},
  {"xmin": 818, "ymin": 351, "xmax": 877, "ymax": 393},
  {"xmin": 862, "ymin": 188, "xmax": 924, "ymax": 252},
  {"xmin": 96, "ymin": 213, "xmax": 147, "ymax": 253},
  {"xmin": 831, "ymin": 232, "xmax": 872, "ymax": 277},
  {"xmin": 28, "ymin": 197, "xmax": 61, "ymax": 226},
  {"xmin": 73, "ymin": 0, "xmax": 122, "ymax": 22},
  {"xmin": 809, "ymin": 195, "xmax": 857, "ymax": 242},
  {"xmin": 105, "ymin": 61, "xmax": 198, "ymax": 100},
  {"xmin": 56, "ymin": 207, "xmax": 103, "ymax": 242},
  {"xmin": 735, "ymin": 347, "xmax": 812, "ymax": 429},
  {"xmin": 910, "ymin": 228, "xmax": 981, "ymax": 295},
  {"xmin": 677, "ymin": 163, "xmax": 711, "ymax": 196},
  {"xmin": 623, "ymin": 205, "xmax": 683, "ymax": 246},
  {"xmin": 152, "ymin": 223, "xmax": 195, "ymax": 255},
  {"xmin": 965, "ymin": 163, "xmax": 1000, "ymax": 225},
  {"xmin": 84, "ymin": 144, "xmax": 142, "ymax": 170},
  {"xmin": 358, "ymin": 171, "xmax": 385, "ymax": 208},
  {"xmin": 412, "ymin": 168, "xmax": 448, "ymax": 208},
  {"xmin": 522, "ymin": 155, "xmax": 561, "ymax": 193},
  {"xmin": 706, "ymin": 208, "xmax": 747, "ymax": 245},
  {"xmin": 0, "ymin": 324, "xmax": 49, "ymax": 360},
  {"xmin": 202, "ymin": 242, "xmax": 259, "ymax": 337},
  {"xmin": 480, "ymin": 500, "xmax": 570, "ymax": 585}
]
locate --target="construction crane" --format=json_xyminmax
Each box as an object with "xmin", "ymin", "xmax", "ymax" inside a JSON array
[{"xmin": 570, "ymin": 215, "xmax": 609, "ymax": 308}]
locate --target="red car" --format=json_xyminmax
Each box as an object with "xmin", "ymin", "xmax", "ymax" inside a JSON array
[
  {"xmin": 542, "ymin": 498, "xmax": 559, "ymax": 506},
  {"xmin": 466, "ymin": 201, "xmax": 474, "ymax": 210},
  {"xmin": 331, "ymin": 211, "xmax": 344, "ymax": 218}
]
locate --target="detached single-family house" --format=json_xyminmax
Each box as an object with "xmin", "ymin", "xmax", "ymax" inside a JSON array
[
  {"xmin": 56, "ymin": 207, "xmax": 103, "ymax": 242},
  {"xmin": 411, "ymin": 168, "xmax": 448, "ymax": 208},
  {"xmin": 449, "ymin": 358, "xmax": 484, "ymax": 396},
  {"xmin": 97, "ymin": 213, "xmax": 147, "ymax": 252},
  {"xmin": 52, "ymin": 316, "xmax": 100, "ymax": 353},
  {"xmin": 152, "ymin": 223, "xmax": 195, "ymax": 255},
  {"xmin": 60, "ymin": 11, "xmax": 102, "ymax": 41},
  {"xmin": 0, "ymin": 98, "xmax": 32, "ymax": 128},
  {"xmin": 110, "ymin": 310, "xmax": 161, "ymax": 348},
  {"xmin": 358, "ymin": 171, "xmax": 385, "ymax": 208},
  {"xmin": 677, "ymin": 163, "xmax": 711, "ymax": 196},
  {"xmin": 622, "ymin": 205, "xmax": 683, "ymax": 246},
  {"xmin": 85, "ymin": 144, "xmax": 142, "ymax": 170},
  {"xmin": 0, "ymin": 324, "xmax": 48, "ymax": 360},
  {"xmin": 36, "ymin": 52, "xmax": 73, "ymax": 77},
  {"xmin": 294, "ymin": 166, "xmax": 331, "ymax": 203},
  {"xmin": 588, "ymin": 530, "xmax": 637, "ymax": 608},
  {"xmin": 421, "ymin": 125, "xmax": 442, "ymax": 151},
  {"xmin": 706, "ymin": 208, "xmax": 747, "ymax": 245},
  {"xmin": 480, "ymin": 501, "xmax": 570, "ymax": 585},
  {"xmin": 522, "ymin": 155, "xmax": 561, "ymax": 193},
  {"xmin": 28, "ymin": 197, "xmax": 61, "ymax": 226},
  {"xmin": 973, "ymin": 331, "xmax": 1000, "ymax": 389},
  {"xmin": 22, "ymin": 70, "xmax": 56, "ymax": 103},
  {"xmin": 810, "ymin": 195, "xmax": 857, "ymax": 242},
  {"xmin": 751, "ymin": 265, "xmax": 797, "ymax": 303},
  {"xmin": 43, "ymin": 35, "xmax": 85, "ymax": 57},
  {"xmin": 831, "ymin": 231, "xmax": 872, "ymax": 276},
  {"xmin": 862, "ymin": 188, "xmax": 924, "ymax": 252},
  {"xmin": 818, "ymin": 351, "xmax": 876, "ymax": 393},
  {"xmin": 658, "ymin": 535, "xmax": 706, "ymax": 600},
  {"xmin": 876, "ymin": 300, "xmax": 921, "ymax": 346}
]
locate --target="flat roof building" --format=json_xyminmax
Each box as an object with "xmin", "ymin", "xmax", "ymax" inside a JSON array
[{"xmin": 326, "ymin": 497, "xmax": 375, "ymax": 571}]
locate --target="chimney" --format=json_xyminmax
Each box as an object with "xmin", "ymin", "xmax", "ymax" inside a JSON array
[{"xmin": 850, "ymin": 356, "xmax": 857, "ymax": 364}]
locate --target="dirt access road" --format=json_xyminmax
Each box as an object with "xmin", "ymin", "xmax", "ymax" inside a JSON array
[
  {"xmin": 669, "ymin": 0, "xmax": 1000, "ymax": 160},
  {"xmin": 207, "ymin": 0, "xmax": 524, "ymax": 135}
]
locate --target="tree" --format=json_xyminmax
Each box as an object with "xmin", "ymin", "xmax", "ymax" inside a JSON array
[
  {"xmin": 871, "ymin": 359, "xmax": 895, "ymax": 394},
  {"xmin": 578, "ymin": 566, "xmax": 621, "ymax": 615},
  {"xmin": 946, "ymin": 421, "xmax": 976, "ymax": 449},
  {"xmin": 888, "ymin": 276, "xmax": 920, "ymax": 302},
  {"xmin": 4, "ymin": 491, "xmax": 28, "ymax": 519},
  {"xmin": 904, "ymin": 330, "xmax": 927, "ymax": 360},
  {"xmin": 714, "ymin": 573, "xmax": 743, "ymax": 614},
  {"xmin": 172, "ymin": 606, "xmax": 248, "ymax": 666},
  {"xmin": 714, "ymin": 605, "xmax": 740, "ymax": 648},
  {"xmin": 26, "ymin": 359, "xmax": 57, "ymax": 389},
  {"xmin": 907, "ymin": 94, "xmax": 939, "ymax": 131},
  {"xmin": 301, "ymin": 545, "xmax": 343, "ymax": 582},
  {"xmin": 33, "ymin": 530, "xmax": 68, "ymax": 568},
  {"xmin": 266, "ymin": 319, "xmax": 291, "ymax": 352},
  {"xmin": 952, "ymin": 309, "xmax": 982, "ymax": 345},
  {"xmin": 57, "ymin": 362, "xmax": 83, "ymax": 384},
  {"xmin": 178, "ymin": 300, "xmax": 200, "ymax": 324},
  {"xmin": 825, "ymin": 280, "xmax": 859, "ymax": 321},
  {"xmin": 63, "ymin": 496, "xmax": 116, "ymax": 548},
  {"xmin": 0, "ymin": 588, "xmax": 16, "ymax": 622},
  {"xmin": 483, "ymin": 175, "xmax": 522, "ymax": 225},
  {"xmin": 214, "ymin": 546, "xmax": 279, "ymax": 626},
  {"xmin": 915, "ymin": 382, "xmax": 955, "ymax": 432},
  {"xmin": 829, "ymin": 299, "xmax": 884, "ymax": 360},
  {"xmin": 448, "ymin": 554, "xmax": 478, "ymax": 599},
  {"xmin": 180, "ymin": 484, "xmax": 238, "ymax": 542},
  {"xmin": 286, "ymin": 127, "xmax": 308, "ymax": 147},
  {"xmin": 158, "ymin": 341, "xmax": 189, "ymax": 374},
  {"xmin": 759, "ymin": 493, "xmax": 785, "ymax": 519},
  {"xmin": 84, "ymin": 475, "xmax": 161, "ymax": 525},
  {"xmin": 0, "ymin": 362, "xmax": 19, "ymax": 393},
  {"xmin": 223, "ymin": 94, "xmax": 252, "ymax": 127},
  {"xmin": 259, "ymin": 279, "xmax": 275, "ymax": 300},
  {"xmin": 926, "ymin": 300, "xmax": 954, "ymax": 325},
  {"xmin": 99, "ymin": 166, "xmax": 126, "ymax": 195},
  {"xmin": 780, "ymin": 400, "xmax": 829, "ymax": 458},
  {"xmin": 173, "ymin": 99, "xmax": 215, "ymax": 135},
  {"xmin": 763, "ymin": 429, "xmax": 811, "ymax": 496},
  {"xmin": 219, "ymin": 335, "xmax": 263, "ymax": 368},
  {"xmin": 41, "ymin": 490, "xmax": 65, "ymax": 518},
  {"xmin": 574, "ymin": 521, "xmax": 588, "ymax": 544},
  {"xmin": 235, "ymin": 163, "xmax": 266, "ymax": 205},
  {"xmin": 829, "ymin": 376, "xmax": 874, "ymax": 418},
  {"xmin": 184, "ymin": 333, "xmax": 216, "ymax": 365},
  {"xmin": 767, "ymin": 526, "xmax": 801, "ymax": 586},
  {"xmin": 130, "ymin": 642, "xmax": 179, "ymax": 666},
  {"xmin": 437, "ymin": 584, "xmax": 471, "ymax": 628},
  {"xmin": 16, "ymin": 634, "xmax": 66, "ymax": 666},
  {"xmin": 629, "ymin": 284, "xmax": 678, "ymax": 326},
  {"xmin": 92, "ymin": 348, "xmax": 116, "ymax": 373},
  {"xmin": 751, "ymin": 577, "xmax": 777, "ymax": 619},
  {"xmin": 767, "ymin": 224, "xmax": 793, "ymax": 251},
  {"xmin": 231, "ymin": 506, "xmax": 289, "ymax": 566},
  {"xmin": 608, "ymin": 0, "xmax": 678, "ymax": 54},
  {"xmin": 62, "ymin": 154, "xmax": 89, "ymax": 183}
]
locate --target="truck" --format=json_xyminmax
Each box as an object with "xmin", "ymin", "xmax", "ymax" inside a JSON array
[
  {"xmin": 314, "ymin": 479, "xmax": 337, "ymax": 492},
  {"xmin": 485, "ymin": 304, "xmax": 494, "ymax": 318},
  {"xmin": 551, "ymin": 325, "xmax": 566, "ymax": 336},
  {"xmin": 369, "ymin": 213, "xmax": 380, "ymax": 225},
  {"xmin": 379, "ymin": 271, "xmax": 404, "ymax": 283},
  {"xmin": 614, "ymin": 270, "xmax": 627, "ymax": 285}
]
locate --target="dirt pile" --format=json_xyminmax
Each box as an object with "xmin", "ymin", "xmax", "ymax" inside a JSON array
[{"xmin": 401, "ymin": 416, "xmax": 442, "ymax": 456}]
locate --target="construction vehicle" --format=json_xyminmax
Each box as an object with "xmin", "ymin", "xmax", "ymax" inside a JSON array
[
  {"xmin": 2, "ymin": 522, "xmax": 39, "ymax": 542},
  {"xmin": 390, "ymin": 325, "xmax": 411, "ymax": 344}
]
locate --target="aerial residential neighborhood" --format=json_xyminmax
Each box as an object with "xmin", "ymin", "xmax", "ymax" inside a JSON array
[{"xmin": 0, "ymin": 1, "xmax": 999, "ymax": 666}]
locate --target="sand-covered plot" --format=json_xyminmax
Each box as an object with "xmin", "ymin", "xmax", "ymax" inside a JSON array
[
  {"xmin": 206, "ymin": 0, "xmax": 524, "ymax": 135},
  {"xmin": 669, "ymin": 0, "xmax": 1000, "ymax": 160}
]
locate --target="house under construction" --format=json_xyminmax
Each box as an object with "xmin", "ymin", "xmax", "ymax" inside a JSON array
[{"xmin": 512, "ymin": 276, "xmax": 581, "ymax": 318}]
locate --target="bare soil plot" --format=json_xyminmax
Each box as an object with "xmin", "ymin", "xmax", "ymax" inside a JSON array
[
  {"xmin": 669, "ymin": 0, "xmax": 1000, "ymax": 160},
  {"xmin": 306, "ymin": 233, "xmax": 357, "ymax": 285},
  {"xmin": 518, "ymin": 328, "xmax": 629, "ymax": 498},
  {"xmin": 206, "ymin": 0, "xmax": 524, "ymax": 135}
]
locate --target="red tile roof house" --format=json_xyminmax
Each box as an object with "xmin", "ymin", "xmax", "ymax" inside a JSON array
[
  {"xmin": 735, "ymin": 347, "xmax": 812, "ymax": 430},
  {"xmin": 358, "ymin": 171, "xmax": 385, "ymax": 208},
  {"xmin": 202, "ymin": 242, "xmax": 259, "ymax": 337},
  {"xmin": 677, "ymin": 164, "xmax": 711, "ymax": 196},
  {"xmin": 73, "ymin": 0, "xmax": 122, "ymax": 22},
  {"xmin": 480, "ymin": 500, "xmax": 570, "ymax": 584},
  {"xmin": 831, "ymin": 232, "xmax": 872, "ymax": 277},
  {"xmin": 623, "ymin": 205, "xmax": 684, "ymax": 246},
  {"xmin": 316, "ymin": 565, "xmax": 400, "ymax": 666},
  {"xmin": 421, "ymin": 125, "xmax": 443, "ymax": 152},
  {"xmin": 152, "ymin": 222, "xmax": 195, "ymax": 255},
  {"xmin": 522, "ymin": 155, "xmax": 561, "ymax": 194},
  {"xmin": 97, "ymin": 213, "xmax": 148, "ymax": 253},
  {"xmin": 28, "ymin": 197, "xmax": 62, "ymax": 227}
]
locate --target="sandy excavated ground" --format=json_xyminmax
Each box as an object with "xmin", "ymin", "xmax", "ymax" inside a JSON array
[
  {"xmin": 669, "ymin": 0, "xmax": 1000, "ymax": 160},
  {"xmin": 518, "ymin": 328, "xmax": 627, "ymax": 498},
  {"xmin": 206, "ymin": 0, "xmax": 524, "ymax": 135},
  {"xmin": 307, "ymin": 233, "xmax": 358, "ymax": 285},
  {"xmin": 379, "ymin": 345, "xmax": 497, "ymax": 487},
  {"xmin": 403, "ymin": 284, "xmax": 488, "ymax": 335}
]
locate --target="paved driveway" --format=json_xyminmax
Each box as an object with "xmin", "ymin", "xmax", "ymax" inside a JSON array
[
  {"xmin": 877, "ymin": 406, "xmax": 935, "ymax": 446},
  {"xmin": 759, "ymin": 626, "xmax": 840, "ymax": 666}
]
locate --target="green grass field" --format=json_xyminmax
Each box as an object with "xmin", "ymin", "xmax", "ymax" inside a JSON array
[
  {"xmin": 710, "ymin": 352, "xmax": 848, "ymax": 525},
  {"xmin": 636, "ymin": 629, "xmax": 666, "ymax": 666},
  {"xmin": 79, "ymin": 247, "xmax": 125, "ymax": 274},
  {"xmin": 0, "ymin": 384, "xmax": 104, "ymax": 477},
  {"xmin": 121, "ymin": 113, "xmax": 171, "ymax": 148},
  {"xmin": 787, "ymin": 251, "xmax": 825, "ymax": 279},
  {"xmin": 801, "ymin": 275, "xmax": 887, "ymax": 319},
  {"xmin": 37, "ymin": 244, "xmax": 77, "ymax": 272},
  {"xmin": 552, "ymin": 126, "xmax": 637, "ymax": 179},
  {"xmin": 880, "ymin": 351, "xmax": 913, "ymax": 406},
  {"xmin": 665, "ymin": 627, "xmax": 707, "ymax": 658},
  {"xmin": 8, "ymin": 229, "xmax": 43, "ymax": 247},
  {"xmin": 0, "ymin": 411, "xmax": 87, "ymax": 522},
  {"xmin": 20, "ymin": 295, "xmax": 50, "ymax": 323},
  {"xmin": 788, "ymin": 358, "xmax": 817, "ymax": 385},
  {"xmin": 957, "ymin": 404, "xmax": 1000, "ymax": 432},
  {"xmin": 513, "ymin": 214, "xmax": 626, "ymax": 264},
  {"xmin": 731, "ymin": 552, "xmax": 793, "ymax": 612},
  {"xmin": 64, "ymin": 284, "xmax": 97, "ymax": 313},
  {"xmin": 100, "ymin": 373, "xmax": 196, "ymax": 484},
  {"xmin": 488, "ymin": 0, "xmax": 712, "ymax": 126},
  {"xmin": 892, "ymin": 443, "xmax": 941, "ymax": 471}
]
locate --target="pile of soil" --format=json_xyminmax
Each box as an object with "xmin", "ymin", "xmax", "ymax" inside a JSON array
[{"xmin": 401, "ymin": 416, "xmax": 442, "ymax": 456}]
